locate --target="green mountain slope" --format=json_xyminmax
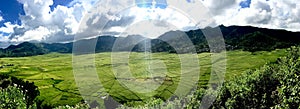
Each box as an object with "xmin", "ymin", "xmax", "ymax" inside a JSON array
[{"xmin": 0, "ymin": 25, "xmax": 299, "ymax": 57}]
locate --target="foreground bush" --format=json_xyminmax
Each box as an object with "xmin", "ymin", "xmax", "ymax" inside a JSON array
[
  {"xmin": 0, "ymin": 75, "xmax": 39, "ymax": 109},
  {"xmin": 211, "ymin": 46, "xmax": 300, "ymax": 108},
  {"xmin": 0, "ymin": 86, "xmax": 31, "ymax": 108}
]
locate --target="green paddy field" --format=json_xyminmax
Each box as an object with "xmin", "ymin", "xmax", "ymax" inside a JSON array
[{"xmin": 0, "ymin": 49, "xmax": 287, "ymax": 107}]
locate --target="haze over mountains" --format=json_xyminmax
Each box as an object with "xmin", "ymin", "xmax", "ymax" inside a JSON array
[{"xmin": 0, "ymin": 25, "xmax": 300, "ymax": 57}]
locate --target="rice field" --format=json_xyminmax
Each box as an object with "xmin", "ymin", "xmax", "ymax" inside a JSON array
[{"xmin": 0, "ymin": 49, "xmax": 287, "ymax": 107}]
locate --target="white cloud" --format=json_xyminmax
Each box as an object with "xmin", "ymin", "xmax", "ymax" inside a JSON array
[
  {"xmin": 128, "ymin": 7, "xmax": 196, "ymax": 30},
  {"xmin": 117, "ymin": 7, "xmax": 197, "ymax": 38},
  {"xmin": 201, "ymin": 0, "xmax": 241, "ymax": 16},
  {"xmin": 203, "ymin": 0, "xmax": 300, "ymax": 31},
  {"xmin": 11, "ymin": 26, "xmax": 56, "ymax": 42},
  {"xmin": 0, "ymin": 0, "xmax": 299, "ymax": 47},
  {"xmin": 0, "ymin": 15, "xmax": 3, "ymax": 22},
  {"xmin": 0, "ymin": 0, "xmax": 92, "ymax": 44},
  {"xmin": 75, "ymin": 0, "xmax": 136, "ymax": 38},
  {"xmin": 0, "ymin": 22, "xmax": 20, "ymax": 33},
  {"xmin": 0, "ymin": 22, "xmax": 17, "ymax": 43},
  {"xmin": 120, "ymin": 20, "xmax": 178, "ymax": 39},
  {"xmin": 76, "ymin": 0, "xmax": 210, "ymax": 40},
  {"xmin": 15, "ymin": 0, "xmax": 83, "ymax": 42}
]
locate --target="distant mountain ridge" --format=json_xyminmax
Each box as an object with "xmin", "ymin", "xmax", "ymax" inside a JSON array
[{"xmin": 0, "ymin": 25, "xmax": 300, "ymax": 57}]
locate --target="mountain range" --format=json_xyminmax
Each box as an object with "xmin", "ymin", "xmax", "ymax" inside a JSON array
[{"xmin": 0, "ymin": 25, "xmax": 300, "ymax": 57}]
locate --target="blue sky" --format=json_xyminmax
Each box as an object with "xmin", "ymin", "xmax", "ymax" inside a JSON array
[
  {"xmin": 239, "ymin": 0, "xmax": 251, "ymax": 8},
  {"xmin": 135, "ymin": 0, "xmax": 168, "ymax": 9},
  {"xmin": 50, "ymin": 0, "xmax": 73, "ymax": 11},
  {"xmin": 0, "ymin": 0, "xmax": 25, "ymax": 26},
  {"xmin": 0, "ymin": 0, "xmax": 299, "ymax": 48}
]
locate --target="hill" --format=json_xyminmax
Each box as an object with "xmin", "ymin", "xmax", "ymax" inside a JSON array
[
  {"xmin": 151, "ymin": 25, "xmax": 300, "ymax": 53},
  {"xmin": 0, "ymin": 25, "xmax": 299, "ymax": 57}
]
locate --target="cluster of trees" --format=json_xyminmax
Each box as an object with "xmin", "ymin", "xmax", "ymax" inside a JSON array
[
  {"xmin": 211, "ymin": 46, "xmax": 300, "ymax": 108},
  {"xmin": 0, "ymin": 74, "xmax": 91, "ymax": 109},
  {"xmin": 0, "ymin": 74, "xmax": 40, "ymax": 109}
]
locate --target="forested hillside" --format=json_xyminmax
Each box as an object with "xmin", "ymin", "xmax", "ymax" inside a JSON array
[{"xmin": 0, "ymin": 25, "xmax": 299, "ymax": 57}]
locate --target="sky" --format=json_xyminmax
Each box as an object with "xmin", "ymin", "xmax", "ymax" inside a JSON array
[{"xmin": 0, "ymin": 0, "xmax": 299, "ymax": 48}]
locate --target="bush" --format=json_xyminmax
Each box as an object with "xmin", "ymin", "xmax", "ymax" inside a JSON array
[
  {"xmin": 211, "ymin": 46, "xmax": 300, "ymax": 108},
  {"xmin": 0, "ymin": 75, "xmax": 40, "ymax": 109},
  {"xmin": 0, "ymin": 86, "xmax": 28, "ymax": 109}
]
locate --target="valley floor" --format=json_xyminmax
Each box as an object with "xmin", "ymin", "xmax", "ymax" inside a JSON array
[{"xmin": 0, "ymin": 49, "xmax": 287, "ymax": 107}]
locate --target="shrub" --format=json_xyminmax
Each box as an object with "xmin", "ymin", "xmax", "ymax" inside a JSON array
[
  {"xmin": 211, "ymin": 46, "xmax": 300, "ymax": 108},
  {"xmin": 0, "ymin": 86, "xmax": 28, "ymax": 109}
]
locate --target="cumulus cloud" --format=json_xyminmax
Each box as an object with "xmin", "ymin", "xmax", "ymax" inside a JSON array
[
  {"xmin": 71, "ymin": 0, "xmax": 137, "ymax": 40},
  {"xmin": 0, "ymin": 22, "xmax": 21, "ymax": 34},
  {"xmin": 203, "ymin": 0, "xmax": 300, "ymax": 31},
  {"xmin": 11, "ymin": 0, "xmax": 82, "ymax": 43},
  {"xmin": 0, "ymin": 0, "xmax": 119, "ymax": 44},
  {"xmin": 117, "ymin": 7, "xmax": 198, "ymax": 38},
  {"xmin": 75, "ymin": 0, "xmax": 211, "ymax": 39},
  {"xmin": 0, "ymin": 0, "xmax": 299, "ymax": 48},
  {"xmin": 128, "ymin": 7, "xmax": 197, "ymax": 30},
  {"xmin": 0, "ymin": 22, "xmax": 22, "ymax": 43},
  {"xmin": 201, "ymin": 0, "xmax": 240, "ymax": 15}
]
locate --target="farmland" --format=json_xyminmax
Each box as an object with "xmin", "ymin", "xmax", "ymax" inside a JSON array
[{"xmin": 0, "ymin": 49, "xmax": 287, "ymax": 107}]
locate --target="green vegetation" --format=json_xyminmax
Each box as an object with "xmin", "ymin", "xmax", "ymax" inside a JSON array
[
  {"xmin": 0, "ymin": 48, "xmax": 287, "ymax": 108},
  {"xmin": 0, "ymin": 75, "xmax": 39, "ymax": 108},
  {"xmin": 116, "ymin": 47, "xmax": 300, "ymax": 109},
  {"xmin": 0, "ymin": 86, "xmax": 28, "ymax": 108},
  {"xmin": 211, "ymin": 46, "xmax": 300, "ymax": 108},
  {"xmin": 210, "ymin": 46, "xmax": 300, "ymax": 108}
]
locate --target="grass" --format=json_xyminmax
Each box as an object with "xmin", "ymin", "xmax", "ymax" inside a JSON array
[{"xmin": 0, "ymin": 49, "xmax": 287, "ymax": 107}]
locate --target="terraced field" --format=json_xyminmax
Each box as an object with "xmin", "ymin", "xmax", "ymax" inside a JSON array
[{"xmin": 0, "ymin": 49, "xmax": 287, "ymax": 107}]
